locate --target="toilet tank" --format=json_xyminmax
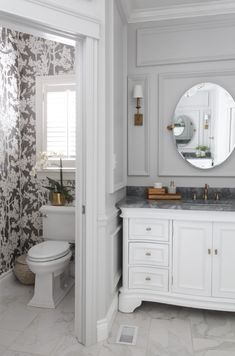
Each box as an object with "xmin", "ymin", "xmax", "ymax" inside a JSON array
[{"xmin": 40, "ymin": 205, "xmax": 75, "ymax": 242}]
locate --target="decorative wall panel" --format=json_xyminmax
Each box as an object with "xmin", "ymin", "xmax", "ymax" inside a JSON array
[{"xmin": 137, "ymin": 22, "xmax": 235, "ymax": 67}]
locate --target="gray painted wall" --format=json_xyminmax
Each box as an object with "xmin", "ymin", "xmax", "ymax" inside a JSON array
[{"xmin": 127, "ymin": 15, "xmax": 235, "ymax": 188}]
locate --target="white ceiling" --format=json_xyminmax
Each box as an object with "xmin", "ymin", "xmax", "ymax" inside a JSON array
[{"xmin": 119, "ymin": 0, "xmax": 235, "ymax": 23}]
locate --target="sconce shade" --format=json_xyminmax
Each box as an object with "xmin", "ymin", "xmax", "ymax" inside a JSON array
[{"xmin": 133, "ymin": 84, "xmax": 143, "ymax": 99}]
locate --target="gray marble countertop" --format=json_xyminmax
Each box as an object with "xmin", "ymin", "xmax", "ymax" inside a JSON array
[{"xmin": 118, "ymin": 196, "xmax": 235, "ymax": 212}]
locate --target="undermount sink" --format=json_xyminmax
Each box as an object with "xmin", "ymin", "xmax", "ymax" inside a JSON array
[{"xmin": 182, "ymin": 200, "xmax": 232, "ymax": 210}]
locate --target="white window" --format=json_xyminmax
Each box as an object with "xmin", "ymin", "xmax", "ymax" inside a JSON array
[{"xmin": 36, "ymin": 75, "xmax": 76, "ymax": 172}]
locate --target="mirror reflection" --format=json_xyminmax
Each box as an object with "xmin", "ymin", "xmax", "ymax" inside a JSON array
[{"xmin": 173, "ymin": 83, "xmax": 235, "ymax": 169}]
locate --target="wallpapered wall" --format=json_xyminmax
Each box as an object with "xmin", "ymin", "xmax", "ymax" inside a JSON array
[{"xmin": 0, "ymin": 27, "xmax": 75, "ymax": 276}]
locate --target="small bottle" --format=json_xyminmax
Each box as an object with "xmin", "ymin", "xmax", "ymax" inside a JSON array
[{"xmin": 168, "ymin": 180, "xmax": 176, "ymax": 194}]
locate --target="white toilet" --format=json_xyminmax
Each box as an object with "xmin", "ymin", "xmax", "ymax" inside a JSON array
[{"xmin": 26, "ymin": 205, "xmax": 75, "ymax": 308}]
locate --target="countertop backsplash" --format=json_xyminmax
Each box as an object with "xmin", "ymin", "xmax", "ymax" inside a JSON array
[{"xmin": 127, "ymin": 186, "xmax": 235, "ymax": 200}]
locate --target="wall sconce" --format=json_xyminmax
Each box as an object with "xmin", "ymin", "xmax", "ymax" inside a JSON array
[{"xmin": 133, "ymin": 84, "xmax": 144, "ymax": 126}]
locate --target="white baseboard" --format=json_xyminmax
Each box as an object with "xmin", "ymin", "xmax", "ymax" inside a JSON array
[
  {"xmin": 0, "ymin": 269, "xmax": 14, "ymax": 288},
  {"xmin": 97, "ymin": 292, "xmax": 119, "ymax": 342}
]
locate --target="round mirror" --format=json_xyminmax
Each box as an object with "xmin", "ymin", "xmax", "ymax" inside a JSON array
[{"xmin": 172, "ymin": 82, "xmax": 235, "ymax": 169}]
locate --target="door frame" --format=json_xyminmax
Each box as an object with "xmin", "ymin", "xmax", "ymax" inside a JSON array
[{"xmin": 0, "ymin": 6, "xmax": 100, "ymax": 346}]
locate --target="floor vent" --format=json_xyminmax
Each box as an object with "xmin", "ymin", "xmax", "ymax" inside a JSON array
[{"xmin": 116, "ymin": 325, "xmax": 138, "ymax": 345}]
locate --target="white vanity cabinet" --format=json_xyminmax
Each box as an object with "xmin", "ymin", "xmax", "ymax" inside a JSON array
[
  {"xmin": 212, "ymin": 223, "xmax": 235, "ymax": 299},
  {"xmin": 119, "ymin": 208, "xmax": 235, "ymax": 313},
  {"xmin": 172, "ymin": 221, "xmax": 212, "ymax": 297}
]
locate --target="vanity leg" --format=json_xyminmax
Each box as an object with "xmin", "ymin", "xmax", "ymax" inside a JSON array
[{"xmin": 119, "ymin": 293, "xmax": 142, "ymax": 313}]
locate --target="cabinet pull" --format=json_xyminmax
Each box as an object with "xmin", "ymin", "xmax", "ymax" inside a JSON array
[
  {"xmin": 146, "ymin": 227, "xmax": 152, "ymax": 232},
  {"xmin": 215, "ymin": 249, "xmax": 218, "ymax": 255},
  {"xmin": 208, "ymin": 249, "xmax": 211, "ymax": 255},
  {"xmin": 145, "ymin": 252, "xmax": 151, "ymax": 256},
  {"xmin": 145, "ymin": 277, "xmax": 151, "ymax": 281}
]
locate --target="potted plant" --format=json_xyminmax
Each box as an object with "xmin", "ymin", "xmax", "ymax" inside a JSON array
[
  {"xmin": 195, "ymin": 145, "xmax": 209, "ymax": 158},
  {"xmin": 44, "ymin": 158, "xmax": 73, "ymax": 206},
  {"xmin": 31, "ymin": 152, "xmax": 73, "ymax": 206}
]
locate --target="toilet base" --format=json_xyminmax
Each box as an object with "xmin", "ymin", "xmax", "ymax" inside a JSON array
[{"xmin": 28, "ymin": 267, "xmax": 74, "ymax": 309}]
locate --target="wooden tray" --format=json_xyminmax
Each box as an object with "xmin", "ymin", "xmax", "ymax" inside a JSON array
[
  {"xmin": 147, "ymin": 187, "xmax": 166, "ymax": 195},
  {"xmin": 148, "ymin": 193, "xmax": 181, "ymax": 200}
]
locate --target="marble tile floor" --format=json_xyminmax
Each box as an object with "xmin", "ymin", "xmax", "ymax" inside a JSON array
[{"xmin": 1, "ymin": 280, "xmax": 235, "ymax": 356}]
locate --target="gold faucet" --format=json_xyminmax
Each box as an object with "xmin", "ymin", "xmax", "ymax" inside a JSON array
[{"xmin": 203, "ymin": 184, "xmax": 209, "ymax": 201}]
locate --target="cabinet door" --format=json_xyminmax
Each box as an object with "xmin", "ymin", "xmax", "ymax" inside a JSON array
[
  {"xmin": 213, "ymin": 222, "xmax": 235, "ymax": 299},
  {"xmin": 172, "ymin": 221, "xmax": 212, "ymax": 296}
]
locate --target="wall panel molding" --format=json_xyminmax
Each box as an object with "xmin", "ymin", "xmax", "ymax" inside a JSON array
[
  {"xmin": 158, "ymin": 69, "xmax": 235, "ymax": 177},
  {"xmin": 128, "ymin": 75, "xmax": 150, "ymax": 176},
  {"xmin": 108, "ymin": 0, "xmax": 127, "ymax": 193},
  {"xmin": 137, "ymin": 21, "xmax": 235, "ymax": 67}
]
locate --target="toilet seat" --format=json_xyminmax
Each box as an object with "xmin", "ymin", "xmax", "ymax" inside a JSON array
[{"xmin": 28, "ymin": 241, "xmax": 71, "ymax": 262}]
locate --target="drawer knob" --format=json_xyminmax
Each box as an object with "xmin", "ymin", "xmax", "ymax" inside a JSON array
[
  {"xmin": 146, "ymin": 227, "xmax": 152, "ymax": 232},
  {"xmin": 146, "ymin": 252, "xmax": 151, "ymax": 256},
  {"xmin": 145, "ymin": 277, "xmax": 151, "ymax": 281}
]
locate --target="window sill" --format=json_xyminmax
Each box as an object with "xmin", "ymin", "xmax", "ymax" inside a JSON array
[{"xmin": 37, "ymin": 167, "xmax": 76, "ymax": 181}]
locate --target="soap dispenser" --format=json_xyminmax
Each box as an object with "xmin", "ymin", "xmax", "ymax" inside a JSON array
[{"xmin": 168, "ymin": 181, "xmax": 176, "ymax": 194}]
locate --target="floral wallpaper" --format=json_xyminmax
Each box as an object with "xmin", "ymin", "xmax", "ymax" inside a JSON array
[
  {"xmin": 0, "ymin": 28, "xmax": 21, "ymax": 275},
  {"xmin": 0, "ymin": 28, "xmax": 75, "ymax": 276}
]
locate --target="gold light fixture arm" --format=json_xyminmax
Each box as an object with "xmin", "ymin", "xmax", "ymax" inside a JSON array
[{"xmin": 167, "ymin": 124, "xmax": 175, "ymax": 131}]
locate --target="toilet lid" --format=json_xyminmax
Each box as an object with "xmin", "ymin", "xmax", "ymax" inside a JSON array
[{"xmin": 28, "ymin": 241, "xmax": 70, "ymax": 262}]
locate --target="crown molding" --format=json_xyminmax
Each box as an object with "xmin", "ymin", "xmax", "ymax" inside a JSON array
[
  {"xmin": 119, "ymin": 0, "xmax": 235, "ymax": 23},
  {"xmin": 24, "ymin": 0, "xmax": 100, "ymax": 26},
  {"xmin": 117, "ymin": 0, "xmax": 133, "ymax": 23}
]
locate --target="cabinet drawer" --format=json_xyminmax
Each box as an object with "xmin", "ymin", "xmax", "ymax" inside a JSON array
[
  {"xmin": 129, "ymin": 267, "xmax": 168, "ymax": 292},
  {"xmin": 129, "ymin": 219, "xmax": 169, "ymax": 241},
  {"xmin": 129, "ymin": 243, "xmax": 168, "ymax": 267}
]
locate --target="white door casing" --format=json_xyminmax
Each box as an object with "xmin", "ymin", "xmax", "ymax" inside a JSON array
[{"xmin": 0, "ymin": 4, "xmax": 101, "ymax": 346}]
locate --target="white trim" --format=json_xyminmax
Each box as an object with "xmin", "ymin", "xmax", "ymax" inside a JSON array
[
  {"xmin": 98, "ymin": 208, "xmax": 120, "ymax": 227},
  {"xmin": 117, "ymin": 0, "xmax": 132, "ymax": 23},
  {"xmin": 75, "ymin": 37, "xmax": 98, "ymax": 346},
  {"xmin": 0, "ymin": 1, "xmax": 100, "ymax": 40},
  {"xmin": 118, "ymin": 0, "xmax": 235, "ymax": 24},
  {"xmin": 137, "ymin": 21, "xmax": 235, "ymax": 67},
  {"xmin": 36, "ymin": 169, "xmax": 75, "ymax": 181},
  {"xmin": 24, "ymin": 0, "xmax": 100, "ymax": 25},
  {"xmin": 119, "ymin": 288, "xmax": 235, "ymax": 313},
  {"xmin": 0, "ymin": 4, "xmax": 100, "ymax": 347},
  {"xmin": 97, "ymin": 293, "xmax": 119, "ymax": 342},
  {"xmin": 111, "ymin": 225, "xmax": 122, "ymax": 291},
  {"xmin": 35, "ymin": 74, "xmax": 77, "ymax": 172},
  {"xmin": 107, "ymin": 0, "xmax": 127, "ymax": 193}
]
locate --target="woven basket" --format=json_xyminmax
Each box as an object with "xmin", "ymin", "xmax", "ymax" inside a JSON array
[{"xmin": 14, "ymin": 255, "xmax": 35, "ymax": 285}]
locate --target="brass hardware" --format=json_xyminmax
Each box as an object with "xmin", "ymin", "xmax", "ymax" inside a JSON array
[
  {"xmin": 167, "ymin": 124, "xmax": 175, "ymax": 131},
  {"xmin": 203, "ymin": 184, "xmax": 209, "ymax": 201},
  {"xmin": 208, "ymin": 249, "xmax": 211, "ymax": 255},
  {"xmin": 145, "ymin": 277, "xmax": 151, "ymax": 281},
  {"xmin": 215, "ymin": 249, "xmax": 218, "ymax": 255},
  {"xmin": 134, "ymin": 113, "xmax": 143, "ymax": 126},
  {"xmin": 145, "ymin": 252, "xmax": 151, "ymax": 256},
  {"xmin": 146, "ymin": 227, "xmax": 152, "ymax": 231},
  {"xmin": 134, "ymin": 96, "xmax": 143, "ymax": 126}
]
